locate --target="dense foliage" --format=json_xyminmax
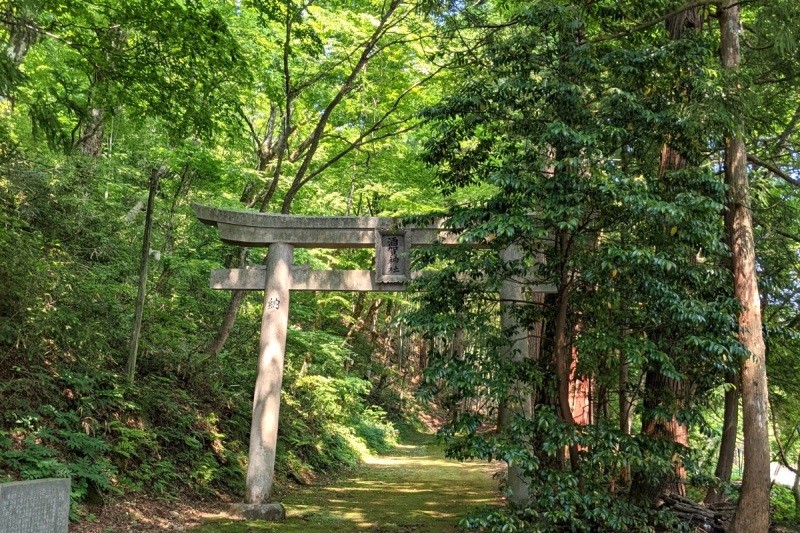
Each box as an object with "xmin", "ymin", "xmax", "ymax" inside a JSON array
[
  {"xmin": 0, "ymin": 0, "xmax": 436, "ymax": 520},
  {"xmin": 405, "ymin": 0, "xmax": 800, "ymax": 530},
  {"xmin": 1, "ymin": 0, "xmax": 799, "ymax": 530}
]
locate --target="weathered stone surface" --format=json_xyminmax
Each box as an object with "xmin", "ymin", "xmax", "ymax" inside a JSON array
[
  {"xmin": 0, "ymin": 478, "xmax": 70, "ymax": 533},
  {"xmin": 229, "ymin": 502, "xmax": 286, "ymax": 522},
  {"xmin": 211, "ymin": 267, "xmax": 407, "ymax": 292},
  {"xmin": 211, "ymin": 266, "xmax": 557, "ymax": 294},
  {"xmin": 193, "ymin": 204, "xmax": 460, "ymax": 248},
  {"xmin": 376, "ymin": 232, "xmax": 408, "ymax": 283},
  {"xmin": 245, "ymin": 242, "xmax": 293, "ymax": 505}
]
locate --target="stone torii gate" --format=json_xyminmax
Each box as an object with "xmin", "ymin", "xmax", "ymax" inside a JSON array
[{"xmin": 193, "ymin": 204, "xmax": 554, "ymax": 519}]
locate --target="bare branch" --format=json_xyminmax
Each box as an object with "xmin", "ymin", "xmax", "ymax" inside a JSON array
[{"xmin": 772, "ymin": 104, "xmax": 800, "ymax": 157}]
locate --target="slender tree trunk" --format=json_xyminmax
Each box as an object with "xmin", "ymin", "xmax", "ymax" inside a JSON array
[
  {"xmin": 619, "ymin": 353, "xmax": 632, "ymax": 435},
  {"xmin": 81, "ymin": 107, "xmax": 104, "ymax": 157},
  {"xmin": 126, "ymin": 167, "xmax": 162, "ymax": 382},
  {"xmin": 206, "ymin": 289, "xmax": 248, "ymax": 355},
  {"xmin": 418, "ymin": 337, "xmax": 428, "ymax": 370},
  {"xmin": 721, "ymin": 3, "xmax": 770, "ymax": 530},
  {"xmin": 619, "ymin": 351, "xmax": 633, "ymax": 488},
  {"xmin": 553, "ymin": 230, "xmax": 580, "ymax": 473},
  {"xmin": 793, "ymin": 452, "xmax": 800, "ymax": 522},
  {"xmin": 704, "ymin": 373, "xmax": 739, "ymax": 504}
]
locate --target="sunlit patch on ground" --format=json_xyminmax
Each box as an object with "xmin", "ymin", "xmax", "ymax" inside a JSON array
[{"xmin": 192, "ymin": 434, "xmax": 501, "ymax": 532}]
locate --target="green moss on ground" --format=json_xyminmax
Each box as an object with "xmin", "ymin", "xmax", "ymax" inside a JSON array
[{"xmin": 192, "ymin": 434, "xmax": 500, "ymax": 532}]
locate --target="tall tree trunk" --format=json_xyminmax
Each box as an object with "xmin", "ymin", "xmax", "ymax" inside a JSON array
[
  {"xmin": 619, "ymin": 351, "xmax": 633, "ymax": 488},
  {"xmin": 632, "ymin": 6, "xmax": 705, "ymax": 499},
  {"xmin": 553, "ymin": 230, "xmax": 580, "ymax": 473},
  {"xmin": 568, "ymin": 323, "xmax": 592, "ymax": 426},
  {"xmin": 126, "ymin": 167, "xmax": 163, "ymax": 382},
  {"xmin": 704, "ymin": 373, "xmax": 739, "ymax": 504},
  {"xmin": 619, "ymin": 352, "xmax": 632, "ymax": 435},
  {"xmin": 642, "ymin": 370, "xmax": 689, "ymax": 496},
  {"xmin": 720, "ymin": 4, "xmax": 771, "ymax": 531},
  {"xmin": 634, "ymin": 144, "xmax": 692, "ymax": 499}
]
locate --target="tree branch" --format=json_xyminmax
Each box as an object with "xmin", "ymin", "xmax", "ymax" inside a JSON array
[
  {"xmin": 747, "ymin": 154, "xmax": 800, "ymax": 187},
  {"xmin": 590, "ymin": 0, "xmax": 721, "ymax": 43}
]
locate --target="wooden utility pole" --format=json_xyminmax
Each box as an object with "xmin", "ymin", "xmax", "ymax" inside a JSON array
[{"xmin": 126, "ymin": 167, "xmax": 163, "ymax": 382}]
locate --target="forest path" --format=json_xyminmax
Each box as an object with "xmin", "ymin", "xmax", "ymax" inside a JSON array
[{"xmin": 194, "ymin": 433, "xmax": 501, "ymax": 532}]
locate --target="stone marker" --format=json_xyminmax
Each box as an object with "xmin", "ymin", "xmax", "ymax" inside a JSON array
[{"xmin": 0, "ymin": 478, "xmax": 71, "ymax": 533}]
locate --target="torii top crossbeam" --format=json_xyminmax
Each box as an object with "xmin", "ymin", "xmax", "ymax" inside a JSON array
[
  {"xmin": 194, "ymin": 203, "xmax": 472, "ymax": 292},
  {"xmin": 193, "ymin": 204, "xmax": 459, "ymax": 248}
]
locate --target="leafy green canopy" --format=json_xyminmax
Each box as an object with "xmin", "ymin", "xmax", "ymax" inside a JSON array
[
  {"xmin": 4, "ymin": 0, "xmax": 247, "ymax": 151},
  {"xmin": 406, "ymin": 1, "xmax": 745, "ymax": 530}
]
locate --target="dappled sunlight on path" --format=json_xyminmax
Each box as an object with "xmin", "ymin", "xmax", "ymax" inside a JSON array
[{"xmin": 194, "ymin": 436, "xmax": 501, "ymax": 532}]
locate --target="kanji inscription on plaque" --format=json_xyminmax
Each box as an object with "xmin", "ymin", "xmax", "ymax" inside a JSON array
[{"xmin": 376, "ymin": 232, "xmax": 407, "ymax": 284}]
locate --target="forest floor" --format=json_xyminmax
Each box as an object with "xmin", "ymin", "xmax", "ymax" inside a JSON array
[
  {"xmin": 191, "ymin": 432, "xmax": 502, "ymax": 532},
  {"xmin": 72, "ymin": 432, "xmax": 502, "ymax": 532}
]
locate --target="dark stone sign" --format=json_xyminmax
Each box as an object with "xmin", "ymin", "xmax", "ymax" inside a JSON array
[{"xmin": 376, "ymin": 231, "xmax": 408, "ymax": 284}]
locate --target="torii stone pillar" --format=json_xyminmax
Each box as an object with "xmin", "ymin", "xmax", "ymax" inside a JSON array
[
  {"xmin": 498, "ymin": 245, "xmax": 533, "ymax": 508},
  {"xmin": 246, "ymin": 242, "xmax": 293, "ymax": 505}
]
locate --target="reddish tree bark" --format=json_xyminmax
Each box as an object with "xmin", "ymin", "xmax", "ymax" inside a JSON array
[{"xmin": 720, "ymin": 3, "xmax": 771, "ymax": 531}]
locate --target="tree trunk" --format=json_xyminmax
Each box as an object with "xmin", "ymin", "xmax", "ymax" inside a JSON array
[
  {"xmin": 80, "ymin": 107, "xmax": 104, "ymax": 157},
  {"xmin": 619, "ymin": 352, "xmax": 632, "ymax": 435},
  {"xmin": 634, "ymin": 4, "xmax": 700, "ymax": 490},
  {"xmin": 206, "ymin": 289, "xmax": 248, "ymax": 355},
  {"xmin": 704, "ymin": 373, "xmax": 739, "ymax": 504},
  {"xmin": 619, "ymin": 351, "xmax": 633, "ymax": 488},
  {"xmin": 643, "ymin": 371, "xmax": 689, "ymax": 497},
  {"xmin": 126, "ymin": 167, "xmax": 163, "ymax": 382},
  {"xmin": 552, "ymin": 230, "xmax": 580, "ymax": 474},
  {"xmin": 568, "ymin": 323, "xmax": 592, "ymax": 426},
  {"xmin": 721, "ymin": 3, "xmax": 770, "ymax": 529},
  {"xmin": 793, "ymin": 452, "xmax": 800, "ymax": 522}
]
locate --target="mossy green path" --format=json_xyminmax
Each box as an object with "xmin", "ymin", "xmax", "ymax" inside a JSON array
[{"xmin": 193, "ymin": 434, "xmax": 500, "ymax": 532}]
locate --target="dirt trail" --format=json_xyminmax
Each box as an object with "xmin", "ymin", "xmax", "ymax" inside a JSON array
[{"xmin": 194, "ymin": 434, "xmax": 501, "ymax": 532}]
